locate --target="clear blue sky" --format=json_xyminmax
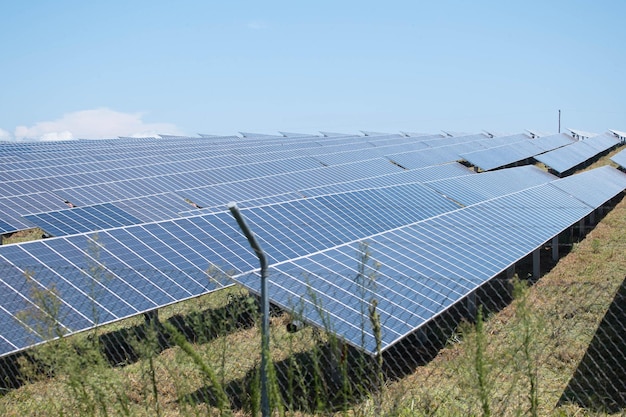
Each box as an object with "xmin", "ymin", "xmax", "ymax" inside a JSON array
[{"xmin": 1, "ymin": 0, "xmax": 624, "ymax": 140}]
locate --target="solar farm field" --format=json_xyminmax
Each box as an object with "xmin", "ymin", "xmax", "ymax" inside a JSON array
[{"xmin": 0, "ymin": 132, "xmax": 624, "ymax": 416}]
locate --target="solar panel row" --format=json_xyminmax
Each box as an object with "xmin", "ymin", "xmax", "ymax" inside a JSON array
[
  {"xmin": 460, "ymin": 134, "xmax": 575, "ymax": 171},
  {"xmin": 236, "ymin": 167, "xmax": 626, "ymax": 354},
  {"xmin": 26, "ymin": 164, "xmax": 550, "ymax": 239},
  {"xmin": 535, "ymin": 134, "xmax": 620, "ymax": 174},
  {"xmin": 0, "ymin": 131, "xmax": 518, "ymax": 234},
  {"xmin": 1, "ymin": 165, "xmax": 624, "ymax": 357}
]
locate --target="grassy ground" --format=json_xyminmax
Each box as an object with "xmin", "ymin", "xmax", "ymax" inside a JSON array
[{"xmin": 387, "ymin": 191, "xmax": 626, "ymax": 416}]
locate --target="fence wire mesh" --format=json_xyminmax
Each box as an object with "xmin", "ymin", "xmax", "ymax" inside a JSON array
[{"xmin": 0, "ymin": 202, "xmax": 625, "ymax": 416}]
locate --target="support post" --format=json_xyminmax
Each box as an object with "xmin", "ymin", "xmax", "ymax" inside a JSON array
[
  {"xmin": 228, "ymin": 202, "xmax": 270, "ymax": 417},
  {"xmin": 533, "ymin": 248, "xmax": 541, "ymax": 280},
  {"xmin": 506, "ymin": 264, "xmax": 516, "ymax": 279},
  {"xmin": 552, "ymin": 235, "xmax": 559, "ymax": 262},
  {"xmin": 144, "ymin": 310, "xmax": 159, "ymax": 326},
  {"xmin": 467, "ymin": 290, "xmax": 477, "ymax": 319}
]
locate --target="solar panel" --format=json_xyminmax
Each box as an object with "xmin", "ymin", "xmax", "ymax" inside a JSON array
[
  {"xmin": 23, "ymin": 203, "xmax": 144, "ymax": 237},
  {"xmin": 611, "ymin": 148, "xmax": 626, "ymax": 168},
  {"xmin": 423, "ymin": 165, "xmax": 557, "ymax": 206},
  {"xmin": 530, "ymin": 133, "xmax": 576, "ymax": 151},
  {"xmin": 583, "ymin": 133, "xmax": 621, "ymax": 152},
  {"xmin": 0, "ymin": 181, "xmax": 461, "ymax": 356},
  {"xmin": 0, "ymin": 220, "xmax": 15, "ymax": 235},
  {"xmin": 0, "ymin": 192, "xmax": 70, "ymax": 234},
  {"xmin": 239, "ymin": 132, "xmax": 283, "ymax": 139},
  {"xmin": 550, "ymin": 166, "xmax": 626, "ymax": 208},
  {"xmin": 179, "ymin": 158, "xmax": 403, "ymax": 210},
  {"xmin": 535, "ymin": 141, "xmax": 606, "ymax": 174},
  {"xmin": 608, "ymin": 129, "xmax": 626, "ymax": 141},
  {"xmin": 459, "ymin": 135, "xmax": 578, "ymax": 172},
  {"xmin": 319, "ymin": 132, "xmax": 355, "ymax": 137},
  {"xmin": 387, "ymin": 146, "xmax": 463, "ymax": 169},
  {"xmin": 300, "ymin": 163, "xmax": 474, "ymax": 198},
  {"xmin": 235, "ymin": 176, "xmax": 612, "ymax": 354},
  {"xmin": 460, "ymin": 143, "xmax": 534, "ymax": 171},
  {"xmin": 0, "ymin": 212, "xmax": 259, "ymax": 357}
]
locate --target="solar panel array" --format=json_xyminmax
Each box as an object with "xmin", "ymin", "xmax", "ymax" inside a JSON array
[
  {"xmin": 535, "ymin": 133, "xmax": 621, "ymax": 174},
  {"xmin": 0, "ymin": 130, "xmax": 625, "ymax": 358},
  {"xmin": 1, "ymin": 130, "xmax": 551, "ymax": 235},
  {"xmin": 460, "ymin": 134, "xmax": 575, "ymax": 171},
  {"xmin": 235, "ymin": 167, "xmax": 626, "ymax": 353}
]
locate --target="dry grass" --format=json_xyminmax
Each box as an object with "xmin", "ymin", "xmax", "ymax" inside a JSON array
[{"xmin": 2, "ymin": 228, "xmax": 45, "ymax": 245}]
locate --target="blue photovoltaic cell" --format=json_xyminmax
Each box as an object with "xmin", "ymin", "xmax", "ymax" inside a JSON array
[
  {"xmin": 23, "ymin": 203, "xmax": 144, "ymax": 237},
  {"xmin": 116, "ymin": 193, "xmax": 198, "ymax": 221},
  {"xmin": 462, "ymin": 134, "xmax": 577, "ymax": 172},
  {"xmin": 301, "ymin": 163, "xmax": 474, "ymax": 199},
  {"xmin": 314, "ymin": 149, "xmax": 383, "ymax": 166},
  {"xmin": 0, "ymin": 220, "xmax": 15, "ymax": 234}
]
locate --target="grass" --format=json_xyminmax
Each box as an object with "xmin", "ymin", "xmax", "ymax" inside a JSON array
[
  {"xmin": 2, "ymin": 228, "xmax": 45, "ymax": 245},
  {"xmin": 1, "ymin": 150, "xmax": 625, "ymax": 416}
]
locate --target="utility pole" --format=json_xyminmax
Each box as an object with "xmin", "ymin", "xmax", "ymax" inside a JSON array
[{"xmin": 558, "ymin": 109, "xmax": 561, "ymax": 133}]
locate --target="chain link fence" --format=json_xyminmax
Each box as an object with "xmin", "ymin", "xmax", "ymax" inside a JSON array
[{"xmin": 0, "ymin": 205, "xmax": 625, "ymax": 416}]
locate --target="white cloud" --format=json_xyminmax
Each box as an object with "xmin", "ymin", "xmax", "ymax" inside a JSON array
[
  {"xmin": 13, "ymin": 108, "xmax": 182, "ymax": 141},
  {"xmin": 0, "ymin": 128, "xmax": 12, "ymax": 140},
  {"xmin": 40, "ymin": 131, "xmax": 74, "ymax": 141}
]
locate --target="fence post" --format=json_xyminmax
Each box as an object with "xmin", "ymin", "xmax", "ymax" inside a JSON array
[{"xmin": 228, "ymin": 202, "xmax": 270, "ymax": 417}]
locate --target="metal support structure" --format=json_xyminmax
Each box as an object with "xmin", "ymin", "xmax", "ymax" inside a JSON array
[
  {"xmin": 143, "ymin": 309, "xmax": 159, "ymax": 326},
  {"xmin": 466, "ymin": 290, "xmax": 477, "ymax": 319},
  {"xmin": 228, "ymin": 202, "xmax": 270, "ymax": 417},
  {"xmin": 506, "ymin": 264, "xmax": 516, "ymax": 279},
  {"xmin": 552, "ymin": 235, "xmax": 559, "ymax": 262},
  {"xmin": 532, "ymin": 248, "xmax": 541, "ymax": 280},
  {"xmin": 579, "ymin": 218, "xmax": 586, "ymax": 236}
]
